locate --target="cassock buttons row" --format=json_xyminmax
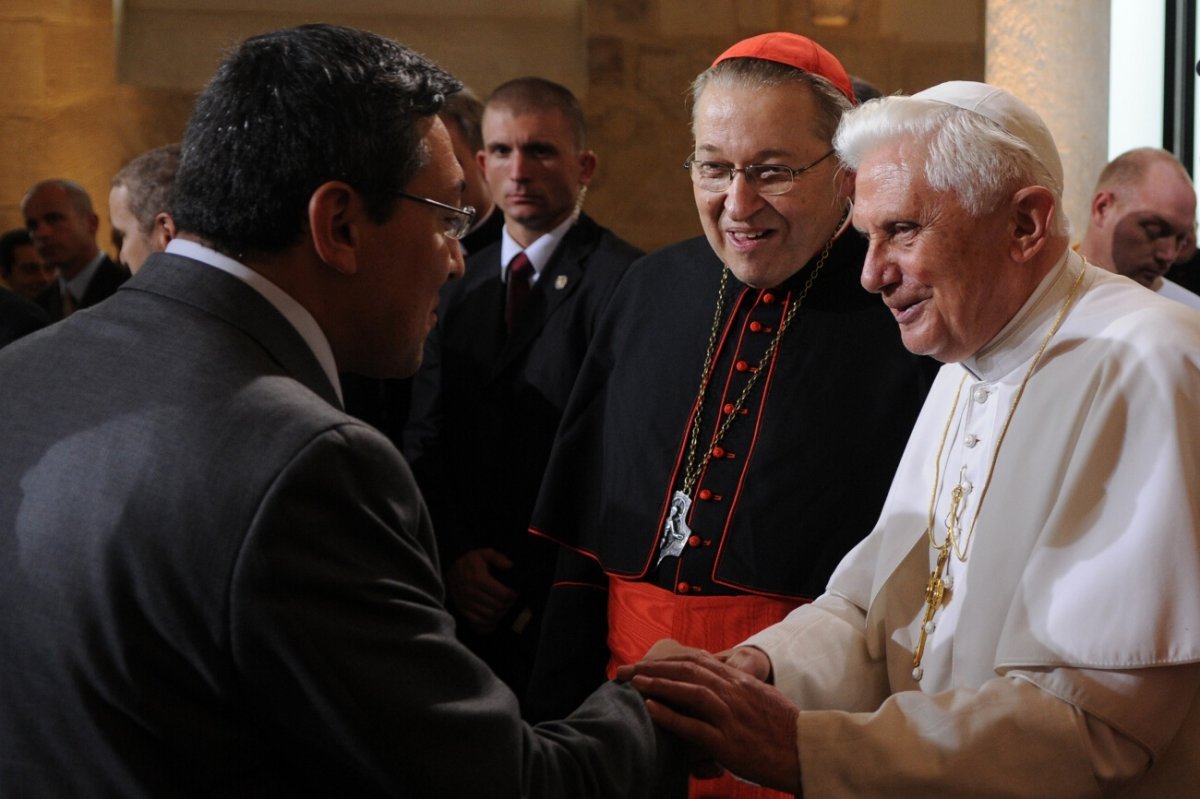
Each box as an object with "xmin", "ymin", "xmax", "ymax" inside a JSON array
[
  {"xmin": 748, "ymin": 321, "xmax": 774, "ymax": 333},
  {"xmin": 676, "ymin": 581, "xmax": 704, "ymax": 594},
  {"xmin": 696, "ymin": 489, "xmax": 722, "ymax": 502}
]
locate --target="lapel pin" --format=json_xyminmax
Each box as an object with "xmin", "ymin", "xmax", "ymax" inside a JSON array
[{"xmin": 555, "ymin": 275, "xmax": 569, "ymax": 290}]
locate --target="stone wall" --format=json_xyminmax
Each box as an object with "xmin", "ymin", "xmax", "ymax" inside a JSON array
[
  {"xmin": 0, "ymin": 0, "xmax": 193, "ymax": 249},
  {"xmin": 0, "ymin": 0, "xmax": 985, "ymax": 255},
  {"xmin": 583, "ymin": 0, "xmax": 986, "ymax": 249}
]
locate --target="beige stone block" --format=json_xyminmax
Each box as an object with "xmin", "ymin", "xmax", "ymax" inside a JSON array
[
  {"xmin": 0, "ymin": 0, "xmax": 60, "ymax": 20},
  {"xmin": 880, "ymin": 0, "xmax": 983, "ymax": 44},
  {"xmin": 0, "ymin": 112, "xmax": 45, "ymax": 222},
  {"xmin": 895, "ymin": 43, "xmax": 983, "ymax": 94},
  {"xmin": 589, "ymin": 35, "xmax": 626, "ymax": 87},
  {"xmin": 659, "ymin": 0, "xmax": 736, "ymax": 38},
  {"xmin": 0, "ymin": 20, "xmax": 47, "ymax": 106},
  {"xmin": 599, "ymin": 0, "xmax": 650, "ymax": 25},
  {"xmin": 635, "ymin": 43, "xmax": 705, "ymax": 109},
  {"xmin": 44, "ymin": 17, "xmax": 119, "ymax": 102},
  {"xmin": 584, "ymin": 86, "xmax": 696, "ymax": 251},
  {"xmin": 736, "ymin": 0, "xmax": 782, "ymax": 31}
]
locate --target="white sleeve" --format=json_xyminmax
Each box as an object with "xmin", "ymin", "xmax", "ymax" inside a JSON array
[
  {"xmin": 793, "ymin": 663, "xmax": 1200, "ymax": 798},
  {"xmin": 742, "ymin": 593, "xmax": 889, "ymax": 712}
]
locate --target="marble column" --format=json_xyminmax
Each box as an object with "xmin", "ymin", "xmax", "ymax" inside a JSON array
[{"xmin": 986, "ymin": 0, "xmax": 1111, "ymax": 239}]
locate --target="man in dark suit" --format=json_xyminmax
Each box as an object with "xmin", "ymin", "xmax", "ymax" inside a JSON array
[
  {"xmin": 0, "ymin": 285, "xmax": 48, "ymax": 348},
  {"xmin": 0, "ymin": 24, "xmax": 678, "ymax": 798},
  {"xmin": 405, "ymin": 77, "xmax": 642, "ymax": 708},
  {"xmin": 22, "ymin": 178, "xmax": 130, "ymax": 320}
]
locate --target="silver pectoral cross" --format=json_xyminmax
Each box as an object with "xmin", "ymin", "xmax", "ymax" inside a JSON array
[{"xmin": 656, "ymin": 490, "xmax": 693, "ymax": 565}]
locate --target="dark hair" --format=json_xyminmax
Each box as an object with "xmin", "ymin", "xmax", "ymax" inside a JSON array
[
  {"xmin": 440, "ymin": 89, "xmax": 485, "ymax": 153},
  {"xmin": 172, "ymin": 23, "xmax": 461, "ymax": 257},
  {"xmin": 112, "ymin": 143, "xmax": 182, "ymax": 235},
  {"xmin": 485, "ymin": 77, "xmax": 587, "ymax": 149},
  {"xmin": 0, "ymin": 228, "xmax": 33, "ymax": 276},
  {"xmin": 850, "ymin": 75, "xmax": 883, "ymax": 103}
]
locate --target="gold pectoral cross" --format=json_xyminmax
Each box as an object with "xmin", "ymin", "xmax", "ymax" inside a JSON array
[
  {"xmin": 943, "ymin": 480, "xmax": 965, "ymax": 555},
  {"xmin": 913, "ymin": 478, "xmax": 966, "ymax": 681},
  {"xmin": 912, "ymin": 546, "xmax": 950, "ymax": 682}
]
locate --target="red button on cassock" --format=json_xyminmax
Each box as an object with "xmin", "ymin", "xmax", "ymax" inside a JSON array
[
  {"xmin": 698, "ymin": 489, "xmax": 713, "ymax": 501},
  {"xmin": 677, "ymin": 581, "xmax": 690, "ymax": 593},
  {"xmin": 723, "ymin": 403, "xmax": 735, "ymax": 415},
  {"xmin": 749, "ymin": 321, "xmax": 764, "ymax": 333},
  {"xmin": 762, "ymin": 292, "xmax": 776, "ymax": 304},
  {"xmin": 711, "ymin": 446, "xmax": 726, "ymax": 459},
  {"xmin": 735, "ymin": 360, "xmax": 749, "ymax": 372},
  {"xmin": 688, "ymin": 535, "xmax": 701, "ymax": 548}
]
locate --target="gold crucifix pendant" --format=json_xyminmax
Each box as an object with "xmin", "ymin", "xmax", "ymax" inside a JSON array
[{"xmin": 912, "ymin": 546, "xmax": 950, "ymax": 682}]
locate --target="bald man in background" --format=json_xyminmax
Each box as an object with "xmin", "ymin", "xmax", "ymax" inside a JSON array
[{"xmin": 1079, "ymin": 147, "xmax": 1200, "ymax": 309}]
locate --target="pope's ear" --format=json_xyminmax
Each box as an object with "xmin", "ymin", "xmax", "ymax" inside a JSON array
[
  {"xmin": 1010, "ymin": 185, "xmax": 1055, "ymax": 263},
  {"xmin": 308, "ymin": 181, "xmax": 361, "ymax": 275}
]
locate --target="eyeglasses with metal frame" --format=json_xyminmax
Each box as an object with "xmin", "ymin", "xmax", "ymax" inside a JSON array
[
  {"xmin": 396, "ymin": 191, "xmax": 477, "ymax": 240},
  {"xmin": 684, "ymin": 149, "xmax": 836, "ymax": 196}
]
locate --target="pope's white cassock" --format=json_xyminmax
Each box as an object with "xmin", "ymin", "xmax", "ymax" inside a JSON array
[{"xmin": 744, "ymin": 248, "xmax": 1200, "ymax": 796}]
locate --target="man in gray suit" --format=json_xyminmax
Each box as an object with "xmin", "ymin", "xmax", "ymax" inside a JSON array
[{"xmin": 0, "ymin": 23, "xmax": 678, "ymax": 798}]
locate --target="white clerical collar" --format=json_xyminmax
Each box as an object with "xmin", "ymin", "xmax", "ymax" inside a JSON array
[
  {"xmin": 165, "ymin": 239, "xmax": 343, "ymax": 405},
  {"xmin": 499, "ymin": 214, "xmax": 575, "ymax": 283},
  {"xmin": 963, "ymin": 247, "xmax": 1085, "ymax": 381}
]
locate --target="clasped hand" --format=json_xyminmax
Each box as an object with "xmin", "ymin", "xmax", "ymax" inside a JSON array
[
  {"xmin": 446, "ymin": 548, "xmax": 517, "ymax": 632},
  {"xmin": 616, "ymin": 639, "xmax": 802, "ymax": 793}
]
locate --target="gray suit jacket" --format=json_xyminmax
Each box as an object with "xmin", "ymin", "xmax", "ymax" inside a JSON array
[{"xmin": 0, "ymin": 252, "xmax": 678, "ymax": 797}]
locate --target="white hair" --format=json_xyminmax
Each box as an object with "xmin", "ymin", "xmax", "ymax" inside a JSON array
[{"xmin": 835, "ymin": 96, "xmax": 1069, "ymax": 236}]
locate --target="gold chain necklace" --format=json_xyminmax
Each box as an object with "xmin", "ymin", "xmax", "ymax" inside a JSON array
[
  {"xmin": 655, "ymin": 208, "xmax": 847, "ymax": 566},
  {"xmin": 912, "ymin": 262, "xmax": 1087, "ymax": 681}
]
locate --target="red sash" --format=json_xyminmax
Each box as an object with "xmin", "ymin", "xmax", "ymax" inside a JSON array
[{"xmin": 607, "ymin": 579, "xmax": 803, "ymax": 799}]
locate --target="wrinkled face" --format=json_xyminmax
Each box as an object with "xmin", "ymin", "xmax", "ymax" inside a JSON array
[
  {"xmin": 1106, "ymin": 163, "xmax": 1196, "ymax": 288},
  {"xmin": 691, "ymin": 81, "xmax": 847, "ymax": 289},
  {"xmin": 855, "ymin": 138, "xmax": 1032, "ymax": 363},
  {"xmin": 23, "ymin": 184, "xmax": 98, "ymax": 275},
  {"xmin": 5, "ymin": 243, "xmax": 54, "ymax": 300},
  {"xmin": 479, "ymin": 106, "xmax": 594, "ymax": 246},
  {"xmin": 109, "ymin": 184, "xmax": 155, "ymax": 273},
  {"xmin": 353, "ymin": 117, "xmax": 466, "ymax": 377}
]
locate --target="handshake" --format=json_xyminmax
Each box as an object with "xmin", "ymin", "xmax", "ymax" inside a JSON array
[{"xmin": 616, "ymin": 639, "xmax": 802, "ymax": 793}]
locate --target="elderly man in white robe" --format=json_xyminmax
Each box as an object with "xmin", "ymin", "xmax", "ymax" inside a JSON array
[{"xmin": 618, "ymin": 81, "xmax": 1200, "ymax": 797}]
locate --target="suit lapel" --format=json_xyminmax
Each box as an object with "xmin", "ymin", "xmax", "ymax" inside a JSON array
[
  {"xmin": 80, "ymin": 256, "xmax": 131, "ymax": 308},
  {"xmin": 497, "ymin": 216, "xmax": 600, "ymax": 370},
  {"xmin": 127, "ymin": 254, "xmax": 343, "ymax": 407}
]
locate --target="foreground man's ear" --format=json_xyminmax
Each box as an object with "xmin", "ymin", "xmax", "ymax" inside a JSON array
[{"xmin": 308, "ymin": 181, "xmax": 363, "ymax": 275}]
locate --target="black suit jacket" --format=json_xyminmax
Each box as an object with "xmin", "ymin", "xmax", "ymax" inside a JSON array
[
  {"xmin": 406, "ymin": 214, "xmax": 642, "ymax": 572},
  {"xmin": 36, "ymin": 253, "xmax": 130, "ymax": 320},
  {"xmin": 0, "ymin": 251, "xmax": 678, "ymax": 797},
  {"xmin": 0, "ymin": 287, "xmax": 49, "ymax": 348}
]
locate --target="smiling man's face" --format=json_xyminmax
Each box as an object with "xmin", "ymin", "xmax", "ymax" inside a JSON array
[
  {"xmin": 855, "ymin": 137, "xmax": 1033, "ymax": 363},
  {"xmin": 691, "ymin": 80, "xmax": 848, "ymax": 289}
]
